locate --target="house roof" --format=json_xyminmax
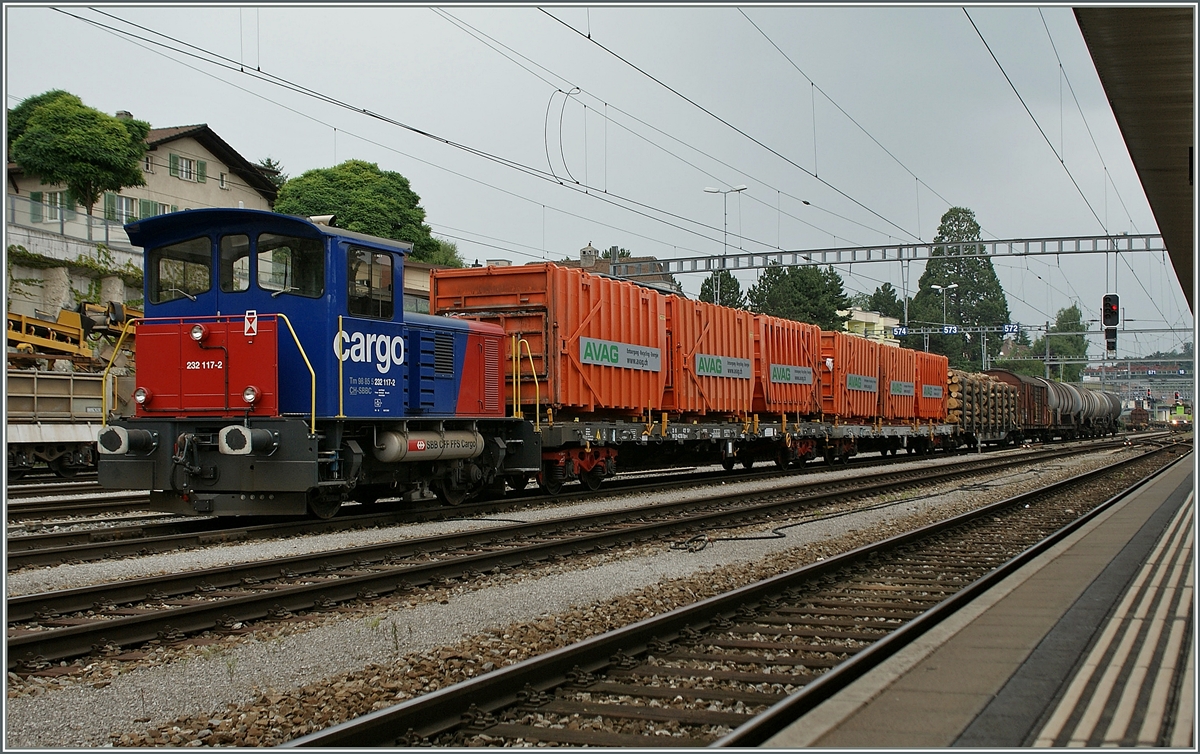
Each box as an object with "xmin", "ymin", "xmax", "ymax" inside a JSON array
[
  {"xmin": 8, "ymin": 121, "xmax": 278, "ymax": 205},
  {"xmin": 145, "ymin": 124, "xmax": 278, "ymax": 203}
]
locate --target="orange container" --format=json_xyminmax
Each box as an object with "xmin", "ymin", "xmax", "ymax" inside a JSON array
[
  {"xmin": 752, "ymin": 314, "xmax": 822, "ymax": 418},
  {"xmin": 915, "ymin": 351, "xmax": 949, "ymax": 420},
  {"xmin": 819, "ymin": 330, "xmax": 880, "ymax": 420},
  {"xmin": 432, "ymin": 263, "xmax": 667, "ymax": 417},
  {"xmin": 878, "ymin": 344, "xmax": 918, "ymax": 421},
  {"xmin": 665, "ymin": 297, "xmax": 755, "ymax": 416}
]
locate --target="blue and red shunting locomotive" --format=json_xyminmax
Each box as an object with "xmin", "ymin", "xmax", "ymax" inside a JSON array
[{"xmin": 97, "ymin": 209, "xmax": 539, "ymax": 518}]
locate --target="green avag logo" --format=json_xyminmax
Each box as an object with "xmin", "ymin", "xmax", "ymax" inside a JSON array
[
  {"xmin": 697, "ymin": 355, "xmax": 724, "ymax": 375},
  {"xmin": 582, "ymin": 339, "xmax": 620, "ymax": 365}
]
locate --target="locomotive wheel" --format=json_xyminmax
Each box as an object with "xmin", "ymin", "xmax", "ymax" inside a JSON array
[
  {"xmin": 506, "ymin": 474, "xmax": 533, "ymax": 492},
  {"xmin": 435, "ymin": 479, "xmax": 470, "ymax": 506},
  {"xmin": 307, "ymin": 491, "xmax": 342, "ymax": 520},
  {"xmin": 580, "ymin": 467, "xmax": 604, "ymax": 492}
]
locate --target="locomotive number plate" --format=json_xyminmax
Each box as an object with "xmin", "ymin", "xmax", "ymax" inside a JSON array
[{"xmin": 186, "ymin": 360, "xmax": 224, "ymax": 369}]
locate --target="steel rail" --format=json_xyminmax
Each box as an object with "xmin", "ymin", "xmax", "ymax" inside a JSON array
[
  {"xmin": 6, "ymin": 442, "xmax": 1102, "ymax": 567},
  {"xmin": 282, "ymin": 444, "xmax": 1183, "ymax": 747},
  {"xmin": 714, "ymin": 448, "xmax": 1192, "ymax": 746},
  {"xmin": 6, "ymin": 445, "xmax": 1110, "ymax": 669}
]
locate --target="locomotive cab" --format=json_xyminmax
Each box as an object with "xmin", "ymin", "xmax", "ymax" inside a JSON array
[{"xmin": 98, "ymin": 209, "xmax": 539, "ymax": 517}]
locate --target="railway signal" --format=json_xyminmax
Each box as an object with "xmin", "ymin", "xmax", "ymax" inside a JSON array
[
  {"xmin": 1105, "ymin": 327, "xmax": 1117, "ymax": 353},
  {"xmin": 1102, "ymin": 294, "xmax": 1120, "ymax": 327}
]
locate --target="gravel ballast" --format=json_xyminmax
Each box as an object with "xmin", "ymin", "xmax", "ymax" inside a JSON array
[{"xmin": 4, "ymin": 444, "xmax": 1165, "ymax": 747}]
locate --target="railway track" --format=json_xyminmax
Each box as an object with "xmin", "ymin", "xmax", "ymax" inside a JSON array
[
  {"xmin": 282, "ymin": 444, "xmax": 1187, "ymax": 747},
  {"xmin": 5, "ymin": 441, "xmax": 1140, "ymax": 671},
  {"xmin": 4, "ymin": 440, "xmax": 1124, "ymax": 568},
  {"xmin": 6, "ymin": 492, "xmax": 154, "ymax": 521}
]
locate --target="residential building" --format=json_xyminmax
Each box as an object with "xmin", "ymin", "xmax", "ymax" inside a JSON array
[
  {"xmin": 557, "ymin": 242, "xmax": 683, "ymax": 294},
  {"xmin": 839, "ymin": 306, "xmax": 901, "ymax": 346},
  {"xmin": 6, "ymin": 115, "xmax": 278, "ymax": 321},
  {"xmin": 8, "ymin": 118, "xmax": 277, "ymax": 232}
]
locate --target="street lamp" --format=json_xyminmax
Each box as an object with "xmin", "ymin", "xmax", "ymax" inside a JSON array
[
  {"xmin": 930, "ymin": 282, "xmax": 958, "ymax": 324},
  {"xmin": 704, "ymin": 184, "xmax": 748, "ymax": 304}
]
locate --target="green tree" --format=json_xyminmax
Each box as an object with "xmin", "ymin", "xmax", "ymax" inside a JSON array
[
  {"xmin": 746, "ymin": 264, "xmax": 849, "ymax": 331},
  {"xmin": 273, "ymin": 160, "xmax": 459, "ymax": 266},
  {"xmin": 257, "ymin": 156, "xmax": 289, "ymax": 190},
  {"xmin": 428, "ymin": 237, "xmax": 464, "ymax": 268},
  {"xmin": 10, "ymin": 92, "xmax": 150, "ymax": 237},
  {"xmin": 866, "ymin": 282, "xmax": 905, "ymax": 320},
  {"xmin": 600, "ymin": 245, "xmax": 632, "ymax": 260},
  {"xmin": 7, "ymin": 89, "xmax": 77, "ymax": 149},
  {"xmin": 699, "ymin": 270, "xmax": 747, "ymax": 309},
  {"xmin": 995, "ymin": 305, "xmax": 1089, "ymax": 381},
  {"xmin": 910, "ymin": 207, "xmax": 1011, "ymax": 369}
]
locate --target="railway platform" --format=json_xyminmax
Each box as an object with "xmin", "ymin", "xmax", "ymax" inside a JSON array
[{"xmin": 764, "ymin": 452, "xmax": 1195, "ymax": 748}]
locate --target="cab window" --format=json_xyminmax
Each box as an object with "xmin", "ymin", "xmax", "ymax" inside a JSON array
[
  {"xmin": 257, "ymin": 233, "xmax": 324, "ymax": 298},
  {"xmin": 149, "ymin": 236, "xmax": 211, "ymax": 303},
  {"xmin": 348, "ymin": 248, "xmax": 394, "ymax": 319},
  {"xmin": 219, "ymin": 235, "xmax": 250, "ymax": 292}
]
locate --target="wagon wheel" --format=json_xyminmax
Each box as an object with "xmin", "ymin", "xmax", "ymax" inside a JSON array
[
  {"xmin": 540, "ymin": 463, "xmax": 566, "ymax": 496},
  {"xmin": 740, "ymin": 457, "xmax": 755, "ymax": 470},
  {"xmin": 721, "ymin": 457, "xmax": 737, "ymax": 472},
  {"xmin": 435, "ymin": 479, "xmax": 470, "ymax": 506},
  {"xmin": 7, "ymin": 467, "xmax": 27, "ymax": 481},
  {"xmin": 307, "ymin": 490, "xmax": 343, "ymax": 520},
  {"xmin": 47, "ymin": 456, "xmax": 78, "ymax": 479},
  {"xmin": 580, "ymin": 467, "xmax": 604, "ymax": 492},
  {"xmin": 774, "ymin": 449, "xmax": 791, "ymax": 470}
]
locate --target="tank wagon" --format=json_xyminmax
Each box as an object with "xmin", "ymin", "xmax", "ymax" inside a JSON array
[
  {"xmin": 96, "ymin": 209, "xmax": 1119, "ymax": 517},
  {"xmin": 984, "ymin": 369, "xmax": 1122, "ymax": 441}
]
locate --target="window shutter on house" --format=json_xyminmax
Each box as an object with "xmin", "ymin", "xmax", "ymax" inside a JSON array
[
  {"xmin": 30, "ymin": 191, "xmax": 43, "ymax": 222},
  {"xmin": 139, "ymin": 199, "xmax": 156, "ymax": 219},
  {"xmin": 196, "ymin": 160, "xmax": 207, "ymax": 183},
  {"xmin": 169, "ymin": 153, "xmax": 180, "ymax": 177},
  {"xmin": 104, "ymin": 193, "xmax": 118, "ymax": 222},
  {"xmin": 171, "ymin": 205, "xmax": 178, "ymax": 213}
]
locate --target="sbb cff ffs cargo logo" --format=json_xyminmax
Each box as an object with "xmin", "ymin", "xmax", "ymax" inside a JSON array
[{"xmin": 333, "ymin": 328, "xmax": 406, "ymax": 374}]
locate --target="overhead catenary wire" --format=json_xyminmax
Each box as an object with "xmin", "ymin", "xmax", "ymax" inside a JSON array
[
  {"xmin": 540, "ymin": 8, "xmax": 923, "ymax": 243},
  {"xmin": 741, "ymin": 8, "xmax": 967, "ymax": 239},
  {"xmin": 433, "ymin": 7, "xmax": 897, "ymax": 247},
  {"xmin": 1037, "ymin": 10, "xmax": 1141, "ymax": 235},
  {"xmin": 61, "ymin": 8, "xmax": 778, "ymax": 260},
  {"xmin": 964, "ymin": 8, "xmax": 1108, "ymax": 234}
]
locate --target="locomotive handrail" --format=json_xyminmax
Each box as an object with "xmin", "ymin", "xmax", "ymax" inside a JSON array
[
  {"xmin": 510, "ymin": 335, "xmax": 522, "ymax": 420},
  {"xmin": 337, "ymin": 315, "xmax": 346, "ymax": 419},
  {"xmin": 100, "ymin": 318, "xmax": 140, "ymax": 427},
  {"xmin": 518, "ymin": 337, "xmax": 540, "ymax": 431},
  {"xmin": 275, "ymin": 313, "xmax": 317, "ymax": 435}
]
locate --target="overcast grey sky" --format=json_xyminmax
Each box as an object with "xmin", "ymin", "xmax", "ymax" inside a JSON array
[{"xmin": 4, "ymin": 4, "xmax": 1193, "ymax": 357}]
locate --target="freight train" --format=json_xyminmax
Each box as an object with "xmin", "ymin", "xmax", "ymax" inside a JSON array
[
  {"xmin": 7, "ymin": 304, "xmax": 139, "ymax": 479},
  {"xmin": 96, "ymin": 209, "xmax": 1123, "ymax": 518}
]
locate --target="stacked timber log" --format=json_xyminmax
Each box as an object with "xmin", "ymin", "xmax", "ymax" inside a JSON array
[{"xmin": 948, "ymin": 369, "xmax": 1019, "ymax": 439}]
